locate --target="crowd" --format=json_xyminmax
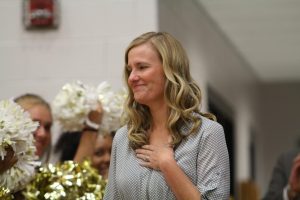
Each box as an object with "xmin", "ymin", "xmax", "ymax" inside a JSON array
[{"xmin": 0, "ymin": 83, "xmax": 122, "ymax": 199}]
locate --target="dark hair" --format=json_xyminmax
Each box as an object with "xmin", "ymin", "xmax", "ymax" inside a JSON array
[
  {"xmin": 55, "ymin": 130, "xmax": 116, "ymax": 162},
  {"xmin": 55, "ymin": 131, "xmax": 82, "ymax": 162}
]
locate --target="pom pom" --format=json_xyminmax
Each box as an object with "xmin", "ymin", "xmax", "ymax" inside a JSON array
[
  {"xmin": 23, "ymin": 160, "xmax": 107, "ymax": 200},
  {"xmin": 52, "ymin": 81, "xmax": 98, "ymax": 132},
  {"xmin": 0, "ymin": 100, "xmax": 39, "ymax": 192},
  {"xmin": 52, "ymin": 81, "xmax": 126, "ymax": 133},
  {"xmin": 96, "ymin": 82, "xmax": 126, "ymax": 133},
  {"xmin": 0, "ymin": 187, "xmax": 13, "ymax": 200}
]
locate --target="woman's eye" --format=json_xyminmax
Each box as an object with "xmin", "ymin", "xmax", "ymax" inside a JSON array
[
  {"xmin": 45, "ymin": 125, "xmax": 51, "ymax": 132},
  {"xmin": 138, "ymin": 65, "xmax": 147, "ymax": 70},
  {"xmin": 94, "ymin": 150, "xmax": 104, "ymax": 156}
]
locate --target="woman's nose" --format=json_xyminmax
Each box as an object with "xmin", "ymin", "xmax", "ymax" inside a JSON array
[
  {"xmin": 128, "ymin": 70, "xmax": 139, "ymax": 82},
  {"xmin": 35, "ymin": 126, "xmax": 47, "ymax": 138}
]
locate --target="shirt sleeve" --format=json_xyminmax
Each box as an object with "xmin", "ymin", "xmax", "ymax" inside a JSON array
[{"xmin": 196, "ymin": 121, "xmax": 230, "ymax": 200}]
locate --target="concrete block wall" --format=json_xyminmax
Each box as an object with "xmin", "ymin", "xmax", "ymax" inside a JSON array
[{"xmin": 0, "ymin": 0, "xmax": 158, "ymax": 102}]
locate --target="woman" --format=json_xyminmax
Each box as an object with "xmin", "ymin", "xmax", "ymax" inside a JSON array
[
  {"xmin": 15, "ymin": 93, "xmax": 53, "ymax": 163},
  {"xmin": 91, "ymin": 131, "xmax": 114, "ymax": 179},
  {"xmin": 104, "ymin": 32, "xmax": 230, "ymax": 199}
]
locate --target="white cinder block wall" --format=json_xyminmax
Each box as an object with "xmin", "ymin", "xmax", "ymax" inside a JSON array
[{"xmin": 0, "ymin": 0, "xmax": 158, "ymax": 101}]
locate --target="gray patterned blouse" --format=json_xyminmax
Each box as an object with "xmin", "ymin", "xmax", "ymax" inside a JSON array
[{"xmin": 103, "ymin": 116, "xmax": 230, "ymax": 200}]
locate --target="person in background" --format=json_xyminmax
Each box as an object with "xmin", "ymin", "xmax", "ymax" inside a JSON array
[
  {"xmin": 54, "ymin": 110, "xmax": 115, "ymax": 180},
  {"xmin": 91, "ymin": 131, "xmax": 115, "ymax": 179},
  {"xmin": 54, "ymin": 131, "xmax": 82, "ymax": 162},
  {"xmin": 15, "ymin": 93, "xmax": 53, "ymax": 163},
  {"xmin": 54, "ymin": 104, "xmax": 103, "ymax": 163},
  {"xmin": 104, "ymin": 32, "xmax": 230, "ymax": 200},
  {"xmin": 263, "ymin": 148, "xmax": 300, "ymax": 200}
]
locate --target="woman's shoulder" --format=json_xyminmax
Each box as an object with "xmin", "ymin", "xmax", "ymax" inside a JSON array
[
  {"xmin": 199, "ymin": 115, "xmax": 224, "ymax": 136},
  {"xmin": 113, "ymin": 125, "xmax": 128, "ymax": 141}
]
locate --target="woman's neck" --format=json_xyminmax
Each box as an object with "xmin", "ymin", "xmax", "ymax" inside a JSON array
[
  {"xmin": 149, "ymin": 103, "xmax": 168, "ymax": 129},
  {"xmin": 148, "ymin": 103, "xmax": 172, "ymax": 146}
]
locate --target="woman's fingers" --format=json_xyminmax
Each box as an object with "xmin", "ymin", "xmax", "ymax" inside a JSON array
[
  {"xmin": 136, "ymin": 153, "xmax": 150, "ymax": 162},
  {"xmin": 0, "ymin": 146, "xmax": 18, "ymax": 174}
]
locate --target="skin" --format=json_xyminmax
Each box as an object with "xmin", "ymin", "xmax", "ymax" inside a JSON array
[
  {"xmin": 288, "ymin": 154, "xmax": 300, "ymax": 199},
  {"xmin": 73, "ymin": 104, "xmax": 103, "ymax": 163},
  {"xmin": 127, "ymin": 42, "xmax": 166, "ymax": 107},
  {"xmin": 27, "ymin": 105, "xmax": 52, "ymax": 157},
  {"xmin": 127, "ymin": 42, "xmax": 201, "ymax": 200},
  {"xmin": 0, "ymin": 146, "xmax": 18, "ymax": 174},
  {"xmin": 91, "ymin": 134, "xmax": 113, "ymax": 179}
]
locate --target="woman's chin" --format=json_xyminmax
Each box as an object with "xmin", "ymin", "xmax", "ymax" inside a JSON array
[{"xmin": 134, "ymin": 97, "xmax": 148, "ymax": 105}]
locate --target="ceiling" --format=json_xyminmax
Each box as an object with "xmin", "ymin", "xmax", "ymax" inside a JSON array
[{"xmin": 197, "ymin": 0, "xmax": 300, "ymax": 82}]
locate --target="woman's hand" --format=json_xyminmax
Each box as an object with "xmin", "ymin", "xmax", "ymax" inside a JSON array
[
  {"xmin": 87, "ymin": 103, "xmax": 103, "ymax": 128},
  {"xmin": 135, "ymin": 144, "xmax": 175, "ymax": 170},
  {"xmin": 0, "ymin": 146, "xmax": 18, "ymax": 174}
]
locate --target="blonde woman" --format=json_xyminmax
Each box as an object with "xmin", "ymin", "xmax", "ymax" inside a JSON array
[
  {"xmin": 104, "ymin": 32, "xmax": 230, "ymax": 200},
  {"xmin": 15, "ymin": 93, "xmax": 53, "ymax": 163}
]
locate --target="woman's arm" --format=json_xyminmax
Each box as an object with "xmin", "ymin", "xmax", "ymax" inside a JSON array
[
  {"xmin": 73, "ymin": 130, "xmax": 98, "ymax": 163},
  {"xmin": 73, "ymin": 105, "xmax": 103, "ymax": 163},
  {"xmin": 196, "ymin": 122, "xmax": 230, "ymax": 199},
  {"xmin": 160, "ymin": 156, "xmax": 201, "ymax": 200}
]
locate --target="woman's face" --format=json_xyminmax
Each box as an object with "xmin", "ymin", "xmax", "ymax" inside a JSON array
[
  {"xmin": 27, "ymin": 105, "xmax": 52, "ymax": 157},
  {"xmin": 127, "ymin": 42, "xmax": 166, "ymax": 106},
  {"xmin": 92, "ymin": 134, "xmax": 113, "ymax": 179}
]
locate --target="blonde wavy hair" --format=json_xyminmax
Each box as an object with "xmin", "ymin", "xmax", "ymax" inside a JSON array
[{"xmin": 124, "ymin": 32, "xmax": 215, "ymax": 150}]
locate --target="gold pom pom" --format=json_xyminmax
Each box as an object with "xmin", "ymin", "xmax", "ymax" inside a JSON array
[
  {"xmin": 23, "ymin": 160, "xmax": 107, "ymax": 200},
  {"xmin": 0, "ymin": 187, "xmax": 13, "ymax": 200}
]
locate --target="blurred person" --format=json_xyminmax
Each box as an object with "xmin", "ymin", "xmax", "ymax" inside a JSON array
[
  {"xmin": 0, "ymin": 94, "xmax": 52, "ymax": 200},
  {"xmin": 54, "ymin": 131, "xmax": 81, "ymax": 162},
  {"xmin": 263, "ymin": 148, "xmax": 300, "ymax": 200},
  {"xmin": 104, "ymin": 32, "xmax": 230, "ymax": 200},
  {"xmin": 52, "ymin": 80, "xmax": 124, "ymax": 165},
  {"xmin": 15, "ymin": 93, "xmax": 53, "ymax": 163},
  {"xmin": 54, "ymin": 104, "xmax": 103, "ymax": 163},
  {"xmin": 91, "ymin": 131, "xmax": 115, "ymax": 179},
  {"xmin": 73, "ymin": 106, "xmax": 103, "ymax": 163}
]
